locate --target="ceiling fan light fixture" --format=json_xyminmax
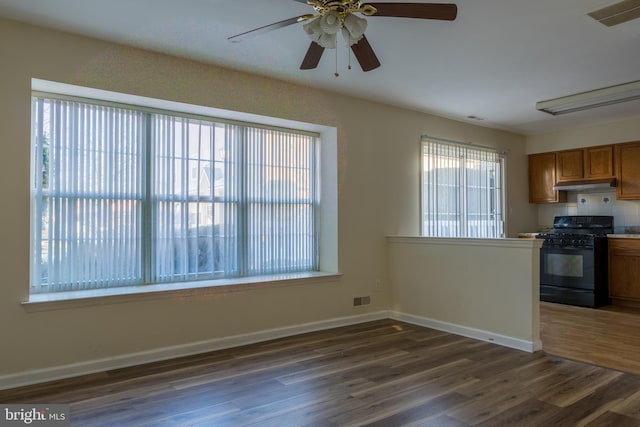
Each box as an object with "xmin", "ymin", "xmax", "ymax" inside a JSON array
[
  {"xmin": 304, "ymin": 17, "xmax": 339, "ymax": 48},
  {"xmin": 303, "ymin": 18, "xmax": 324, "ymax": 40},
  {"xmin": 304, "ymin": 11, "xmax": 365, "ymax": 49},
  {"xmin": 342, "ymin": 13, "xmax": 367, "ymax": 46},
  {"xmin": 320, "ymin": 11, "xmax": 342, "ymax": 34},
  {"xmin": 318, "ymin": 32, "xmax": 338, "ymax": 49}
]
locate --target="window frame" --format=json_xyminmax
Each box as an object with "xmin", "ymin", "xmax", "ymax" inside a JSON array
[{"xmin": 28, "ymin": 83, "xmax": 335, "ymax": 304}]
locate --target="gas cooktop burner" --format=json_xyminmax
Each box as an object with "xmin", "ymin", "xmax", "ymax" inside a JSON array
[
  {"xmin": 540, "ymin": 233, "xmax": 598, "ymax": 248},
  {"xmin": 551, "ymin": 215, "xmax": 614, "ymax": 234},
  {"xmin": 538, "ymin": 215, "xmax": 614, "ymax": 249}
]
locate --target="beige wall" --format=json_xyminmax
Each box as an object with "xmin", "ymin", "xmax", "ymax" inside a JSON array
[
  {"xmin": 388, "ymin": 237, "xmax": 542, "ymax": 350},
  {"xmin": 526, "ymin": 115, "xmax": 640, "ymax": 154},
  {"xmin": 0, "ymin": 18, "xmax": 533, "ymax": 380}
]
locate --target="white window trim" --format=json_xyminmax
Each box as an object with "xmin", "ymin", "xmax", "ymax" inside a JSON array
[
  {"xmin": 22, "ymin": 272, "xmax": 343, "ymax": 312},
  {"xmin": 25, "ymin": 79, "xmax": 339, "ymax": 308}
]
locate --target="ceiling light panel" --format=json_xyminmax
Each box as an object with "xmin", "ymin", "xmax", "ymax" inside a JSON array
[
  {"xmin": 588, "ymin": 0, "xmax": 640, "ymax": 26},
  {"xmin": 536, "ymin": 80, "xmax": 640, "ymax": 115}
]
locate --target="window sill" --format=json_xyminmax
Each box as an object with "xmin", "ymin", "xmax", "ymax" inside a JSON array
[{"xmin": 22, "ymin": 272, "xmax": 342, "ymax": 312}]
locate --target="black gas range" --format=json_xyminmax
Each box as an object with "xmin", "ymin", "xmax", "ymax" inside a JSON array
[{"xmin": 538, "ymin": 215, "xmax": 613, "ymax": 308}]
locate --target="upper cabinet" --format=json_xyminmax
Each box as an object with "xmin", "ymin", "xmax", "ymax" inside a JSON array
[
  {"xmin": 556, "ymin": 145, "xmax": 614, "ymax": 182},
  {"xmin": 529, "ymin": 152, "xmax": 567, "ymax": 203},
  {"xmin": 529, "ymin": 141, "xmax": 640, "ymax": 203},
  {"xmin": 585, "ymin": 145, "xmax": 615, "ymax": 179},
  {"xmin": 556, "ymin": 149, "xmax": 584, "ymax": 182},
  {"xmin": 616, "ymin": 142, "xmax": 640, "ymax": 200},
  {"xmin": 529, "ymin": 144, "xmax": 617, "ymax": 204}
]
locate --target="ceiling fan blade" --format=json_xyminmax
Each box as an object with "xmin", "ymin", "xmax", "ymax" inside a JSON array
[
  {"xmin": 366, "ymin": 3, "xmax": 457, "ymax": 20},
  {"xmin": 300, "ymin": 42, "xmax": 325, "ymax": 70},
  {"xmin": 228, "ymin": 16, "xmax": 304, "ymax": 42},
  {"xmin": 350, "ymin": 36, "xmax": 381, "ymax": 72}
]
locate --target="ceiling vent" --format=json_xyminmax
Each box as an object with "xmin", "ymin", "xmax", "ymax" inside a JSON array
[{"xmin": 588, "ymin": 0, "xmax": 640, "ymax": 26}]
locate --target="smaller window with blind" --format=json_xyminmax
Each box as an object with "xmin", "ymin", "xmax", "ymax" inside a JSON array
[{"xmin": 421, "ymin": 137, "xmax": 506, "ymax": 238}]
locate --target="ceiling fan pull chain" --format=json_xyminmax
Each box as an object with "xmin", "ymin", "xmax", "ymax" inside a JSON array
[{"xmin": 334, "ymin": 43, "xmax": 339, "ymax": 77}]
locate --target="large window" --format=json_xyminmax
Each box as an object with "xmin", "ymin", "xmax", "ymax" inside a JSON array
[
  {"xmin": 30, "ymin": 94, "xmax": 318, "ymax": 295},
  {"xmin": 421, "ymin": 137, "xmax": 505, "ymax": 238}
]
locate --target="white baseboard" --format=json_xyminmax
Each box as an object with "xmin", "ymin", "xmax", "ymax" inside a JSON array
[
  {"xmin": 0, "ymin": 309, "xmax": 538, "ymax": 391},
  {"xmin": 0, "ymin": 311, "xmax": 390, "ymax": 391},
  {"xmin": 389, "ymin": 311, "xmax": 539, "ymax": 353}
]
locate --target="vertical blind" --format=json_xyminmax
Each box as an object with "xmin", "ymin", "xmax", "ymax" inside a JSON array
[
  {"xmin": 30, "ymin": 96, "xmax": 318, "ymax": 294},
  {"xmin": 421, "ymin": 137, "xmax": 505, "ymax": 238},
  {"xmin": 31, "ymin": 99, "xmax": 145, "ymax": 292},
  {"xmin": 244, "ymin": 127, "xmax": 317, "ymax": 275}
]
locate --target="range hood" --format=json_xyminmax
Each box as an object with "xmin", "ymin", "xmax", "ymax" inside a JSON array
[{"xmin": 553, "ymin": 178, "xmax": 617, "ymax": 192}]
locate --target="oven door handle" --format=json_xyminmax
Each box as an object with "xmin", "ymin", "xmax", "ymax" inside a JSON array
[{"xmin": 542, "ymin": 245, "xmax": 594, "ymax": 250}]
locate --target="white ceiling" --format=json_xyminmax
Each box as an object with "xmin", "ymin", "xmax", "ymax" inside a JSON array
[{"xmin": 1, "ymin": 0, "xmax": 640, "ymax": 135}]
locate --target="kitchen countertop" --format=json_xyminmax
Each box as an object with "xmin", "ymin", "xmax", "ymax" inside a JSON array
[
  {"xmin": 608, "ymin": 234, "xmax": 640, "ymax": 239},
  {"xmin": 517, "ymin": 233, "xmax": 540, "ymax": 238}
]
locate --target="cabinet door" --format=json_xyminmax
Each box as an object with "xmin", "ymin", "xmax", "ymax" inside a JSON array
[
  {"xmin": 529, "ymin": 153, "xmax": 566, "ymax": 203},
  {"xmin": 584, "ymin": 145, "xmax": 614, "ymax": 179},
  {"xmin": 616, "ymin": 142, "xmax": 640, "ymax": 200},
  {"xmin": 609, "ymin": 239, "xmax": 640, "ymax": 301},
  {"xmin": 556, "ymin": 149, "xmax": 584, "ymax": 182}
]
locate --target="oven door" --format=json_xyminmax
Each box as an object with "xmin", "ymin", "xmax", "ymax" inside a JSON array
[{"xmin": 540, "ymin": 245, "xmax": 595, "ymax": 289}]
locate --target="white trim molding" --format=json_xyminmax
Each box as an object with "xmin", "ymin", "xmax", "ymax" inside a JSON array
[
  {"xmin": 387, "ymin": 236, "xmax": 543, "ymax": 250},
  {"xmin": 0, "ymin": 311, "xmax": 389, "ymax": 391},
  {"xmin": 389, "ymin": 311, "xmax": 540, "ymax": 353},
  {"xmin": 0, "ymin": 309, "xmax": 541, "ymax": 391}
]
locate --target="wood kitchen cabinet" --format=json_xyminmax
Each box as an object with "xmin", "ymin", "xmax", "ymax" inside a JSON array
[
  {"xmin": 556, "ymin": 145, "xmax": 614, "ymax": 182},
  {"xmin": 609, "ymin": 238, "xmax": 640, "ymax": 302},
  {"xmin": 585, "ymin": 145, "xmax": 614, "ymax": 179},
  {"xmin": 529, "ymin": 152, "xmax": 566, "ymax": 203},
  {"xmin": 616, "ymin": 141, "xmax": 640, "ymax": 200},
  {"xmin": 556, "ymin": 149, "xmax": 584, "ymax": 182}
]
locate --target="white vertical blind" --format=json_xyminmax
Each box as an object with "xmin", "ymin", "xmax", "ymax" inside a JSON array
[
  {"xmin": 31, "ymin": 95, "xmax": 318, "ymax": 295},
  {"xmin": 245, "ymin": 127, "xmax": 317, "ymax": 275},
  {"xmin": 422, "ymin": 137, "xmax": 505, "ymax": 238},
  {"xmin": 31, "ymin": 98, "xmax": 144, "ymax": 293},
  {"xmin": 151, "ymin": 115, "xmax": 240, "ymax": 282}
]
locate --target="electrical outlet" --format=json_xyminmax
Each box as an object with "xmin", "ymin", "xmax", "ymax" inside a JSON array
[{"xmin": 374, "ymin": 279, "xmax": 381, "ymax": 291}]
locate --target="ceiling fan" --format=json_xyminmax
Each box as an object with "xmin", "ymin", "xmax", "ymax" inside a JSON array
[{"xmin": 228, "ymin": 1, "xmax": 457, "ymax": 72}]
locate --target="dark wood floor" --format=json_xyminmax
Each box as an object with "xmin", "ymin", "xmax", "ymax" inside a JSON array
[{"xmin": 3, "ymin": 319, "xmax": 640, "ymax": 426}]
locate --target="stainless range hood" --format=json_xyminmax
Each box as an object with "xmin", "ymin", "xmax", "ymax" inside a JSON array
[{"xmin": 553, "ymin": 178, "xmax": 617, "ymax": 192}]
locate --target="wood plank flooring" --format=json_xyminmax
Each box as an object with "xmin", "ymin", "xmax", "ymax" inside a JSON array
[
  {"xmin": 2, "ymin": 319, "xmax": 640, "ymax": 426},
  {"xmin": 541, "ymin": 301, "xmax": 640, "ymax": 375}
]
